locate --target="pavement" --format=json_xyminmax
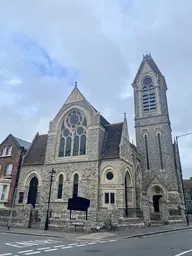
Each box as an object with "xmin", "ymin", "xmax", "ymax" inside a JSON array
[
  {"xmin": 1, "ymin": 227, "xmax": 192, "ymax": 255},
  {"xmin": 0, "ymin": 222, "xmax": 191, "ymax": 241}
]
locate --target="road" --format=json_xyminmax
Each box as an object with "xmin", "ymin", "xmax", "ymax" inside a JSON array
[{"xmin": 0, "ymin": 229, "xmax": 192, "ymax": 256}]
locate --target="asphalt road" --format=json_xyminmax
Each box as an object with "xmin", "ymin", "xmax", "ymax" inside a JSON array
[{"xmin": 1, "ymin": 229, "xmax": 192, "ymax": 256}]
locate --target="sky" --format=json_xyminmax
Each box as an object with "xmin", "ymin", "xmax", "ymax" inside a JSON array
[{"xmin": 0, "ymin": 0, "xmax": 192, "ymax": 178}]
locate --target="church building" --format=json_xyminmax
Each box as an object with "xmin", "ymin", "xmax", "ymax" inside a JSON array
[{"xmin": 13, "ymin": 53, "xmax": 184, "ymax": 230}]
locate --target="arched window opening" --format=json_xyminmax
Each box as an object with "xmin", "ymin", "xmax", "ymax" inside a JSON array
[
  {"xmin": 144, "ymin": 135, "xmax": 150, "ymax": 170},
  {"xmin": 57, "ymin": 174, "xmax": 63, "ymax": 199},
  {"xmin": 157, "ymin": 133, "xmax": 163, "ymax": 169},
  {"xmin": 2, "ymin": 146, "xmax": 7, "ymax": 156},
  {"xmin": 27, "ymin": 176, "xmax": 38, "ymax": 208},
  {"xmin": 125, "ymin": 171, "xmax": 132, "ymax": 217},
  {"xmin": 59, "ymin": 109, "xmax": 87, "ymax": 157},
  {"xmin": 73, "ymin": 173, "xmax": 79, "ymax": 198},
  {"xmin": 142, "ymin": 76, "xmax": 156, "ymax": 113},
  {"xmin": 7, "ymin": 146, "xmax": 12, "ymax": 156}
]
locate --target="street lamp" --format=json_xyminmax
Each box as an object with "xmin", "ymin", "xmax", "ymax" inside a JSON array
[
  {"xmin": 44, "ymin": 168, "xmax": 56, "ymax": 231},
  {"xmin": 175, "ymin": 133, "xmax": 192, "ymax": 209}
]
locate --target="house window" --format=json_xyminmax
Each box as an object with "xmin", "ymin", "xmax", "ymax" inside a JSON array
[
  {"xmin": 104, "ymin": 192, "xmax": 115, "ymax": 204},
  {"xmin": 1, "ymin": 185, "xmax": 8, "ymax": 200},
  {"xmin": 6, "ymin": 164, "xmax": 13, "ymax": 176},
  {"xmin": 57, "ymin": 174, "xmax": 63, "ymax": 199},
  {"xmin": 157, "ymin": 133, "xmax": 163, "ymax": 169},
  {"xmin": 2, "ymin": 146, "xmax": 7, "ymax": 156},
  {"xmin": 144, "ymin": 135, "xmax": 150, "ymax": 170},
  {"xmin": 142, "ymin": 76, "xmax": 156, "ymax": 113},
  {"xmin": 7, "ymin": 146, "xmax": 12, "ymax": 156},
  {"xmin": 18, "ymin": 192, "xmax": 24, "ymax": 203},
  {"xmin": 73, "ymin": 173, "xmax": 79, "ymax": 198},
  {"xmin": 59, "ymin": 109, "xmax": 87, "ymax": 157}
]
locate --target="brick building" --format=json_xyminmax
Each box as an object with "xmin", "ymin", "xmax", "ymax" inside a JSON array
[
  {"xmin": 183, "ymin": 178, "xmax": 192, "ymax": 213},
  {"xmin": 0, "ymin": 134, "xmax": 30, "ymax": 208}
]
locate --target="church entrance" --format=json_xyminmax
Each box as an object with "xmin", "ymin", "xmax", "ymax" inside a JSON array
[
  {"xmin": 27, "ymin": 177, "xmax": 38, "ymax": 208},
  {"xmin": 153, "ymin": 195, "xmax": 162, "ymax": 212}
]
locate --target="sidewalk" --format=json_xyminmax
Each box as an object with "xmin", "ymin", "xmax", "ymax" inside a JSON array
[{"xmin": 0, "ymin": 223, "xmax": 191, "ymax": 241}]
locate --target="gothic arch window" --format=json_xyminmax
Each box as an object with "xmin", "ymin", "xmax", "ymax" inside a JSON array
[
  {"xmin": 7, "ymin": 146, "xmax": 12, "ymax": 156},
  {"xmin": 157, "ymin": 133, "xmax": 163, "ymax": 169},
  {"xmin": 59, "ymin": 109, "xmax": 87, "ymax": 157},
  {"xmin": 73, "ymin": 173, "xmax": 79, "ymax": 198},
  {"xmin": 2, "ymin": 146, "xmax": 7, "ymax": 156},
  {"xmin": 125, "ymin": 171, "xmax": 132, "ymax": 217},
  {"xmin": 142, "ymin": 76, "xmax": 156, "ymax": 113},
  {"xmin": 144, "ymin": 135, "xmax": 150, "ymax": 170},
  {"xmin": 57, "ymin": 174, "xmax": 63, "ymax": 199}
]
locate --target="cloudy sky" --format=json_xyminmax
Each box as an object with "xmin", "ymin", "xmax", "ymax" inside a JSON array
[{"xmin": 0, "ymin": 0, "xmax": 192, "ymax": 178}]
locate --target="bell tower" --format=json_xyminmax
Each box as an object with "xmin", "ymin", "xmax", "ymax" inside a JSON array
[{"xmin": 132, "ymin": 53, "xmax": 184, "ymax": 216}]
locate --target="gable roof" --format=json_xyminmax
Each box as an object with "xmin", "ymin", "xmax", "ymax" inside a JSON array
[
  {"xmin": 133, "ymin": 54, "xmax": 163, "ymax": 84},
  {"xmin": 14, "ymin": 136, "xmax": 31, "ymax": 150},
  {"xmin": 0, "ymin": 134, "xmax": 30, "ymax": 150},
  {"xmin": 22, "ymin": 134, "xmax": 48, "ymax": 165},
  {"xmin": 101, "ymin": 122, "xmax": 123, "ymax": 159}
]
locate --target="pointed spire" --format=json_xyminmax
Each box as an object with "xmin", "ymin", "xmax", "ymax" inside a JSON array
[{"xmin": 122, "ymin": 112, "xmax": 129, "ymax": 141}]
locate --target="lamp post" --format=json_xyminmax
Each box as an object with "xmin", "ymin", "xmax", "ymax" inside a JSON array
[
  {"xmin": 44, "ymin": 168, "xmax": 56, "ymax": 231},
  {"xmin": 175, "ymin": 133, "xmax": 192, "ymax": 209}
]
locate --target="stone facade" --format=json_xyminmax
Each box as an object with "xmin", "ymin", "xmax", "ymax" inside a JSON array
[{"xmin": 11, "ymin": 54, "xmax": 185, "ymax": 231}]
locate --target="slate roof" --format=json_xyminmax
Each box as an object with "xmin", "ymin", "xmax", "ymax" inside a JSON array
[
  {"xmin": 22, "ymin": 134, "xmax": 48, "ymax": 165},
  {"xmin": 183, "ymin": 179, "xmax": 192, "ymax": 189},
  {"xmin": 101, "ymin": 122, "xmax": 123, "ymax": 159},
  {"xmin": 133, "ymin": 54, "xmax": 163, "ymax": 84},
  {"xmin": 14, "ymin": 136, "xmax": 31, "ymax": 150}
]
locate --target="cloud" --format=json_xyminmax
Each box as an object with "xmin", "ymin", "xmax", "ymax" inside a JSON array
[{"xmin": 0, "ymin": 0, "xmax": 192, "ymax": 177}]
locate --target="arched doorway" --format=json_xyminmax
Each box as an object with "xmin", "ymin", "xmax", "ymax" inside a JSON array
[
  {"xmin": 151, "ymin": 185, "xmax": 163, "ymax": 214},
  {"xmin": 125, "ymin": 171, "xmax": 132, "ymax": 217},
  {"xmin": 153, "ymin": 195, "xmax": 163, "ymax": 212},
  {"xmin": 27, "ymin": 177, "xmax": 38, "ymax": 208}
]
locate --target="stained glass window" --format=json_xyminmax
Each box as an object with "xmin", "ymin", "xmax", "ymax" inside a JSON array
[{"xmin": 58, "ymin": 109, "xmax": 87, "ymax": 157}]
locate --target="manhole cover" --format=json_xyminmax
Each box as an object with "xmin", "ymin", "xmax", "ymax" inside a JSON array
[{"xmin": 85, "ymin": 249, "xmax": 102, "ymax": 253}]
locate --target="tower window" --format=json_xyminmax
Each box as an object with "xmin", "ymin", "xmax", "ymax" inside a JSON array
[
  {"xmin": 157, "ymin": 133, "xmax": 163, "ymax": 169},
  {"xmin": 142, "ymin": 76, "xmax": 156, "ymax": 113},
  {"xmin": 144, "ymin": 135, "xmax": 150, "ymax": 170}
]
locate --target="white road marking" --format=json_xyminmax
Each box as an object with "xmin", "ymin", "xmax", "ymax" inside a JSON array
[
  {"xmin": 87, "ymin": 242, "xmax": 97, "ymax": 245},
  {"xmin": 98, "ymin": 241, "xmax": 106, "ymax": 244},
  {"xmin": 109, "ymin": 239, "xmax": 117, "ymax": 242},
  {"xmin": 0, "ymin": 254, "xmax": 12, "ymax": 256},
  {"xmin": 175, "ymin": 249, "xmax": 192, "ymax": 256},
  {"xmin": 44, "ymin": 248, "xmax": 58, "ymax": 252},
  {"xmin": 68, "ymin": 243, "xmax": 78, "ymax": 246},
  {"xmin": 37, "ymin": 247, "xmax": 50, "ymax": 250},
  {"xmin": 76, "ymin": 244, "xmax": 87, "ymax": 247},
  {"xmin": 61, "ymin": 246, "xmax": 73, "ymax": 249},
  {"xmin": 18, "ymin": 251, "xmax": 33, "ymax": 254},
  {"xmin": 25, "ymin": 252, "xmax": 40, "ymax": 256},
  {"xmin": 53, "ymin": 245, "xmax": 66, "ymax": 248}
]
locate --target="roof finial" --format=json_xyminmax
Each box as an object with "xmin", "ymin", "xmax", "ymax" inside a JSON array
[
  {"xmin": 75, "ymin": 81, "xmax": 77, "ymax": 88},
  {"xmin": 124, "ymin": 112, "xmax": 126, "ymax": 119},
  {"xmin": 143, "ymin": 51, "xmax": 151, "ymax": 60}
]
